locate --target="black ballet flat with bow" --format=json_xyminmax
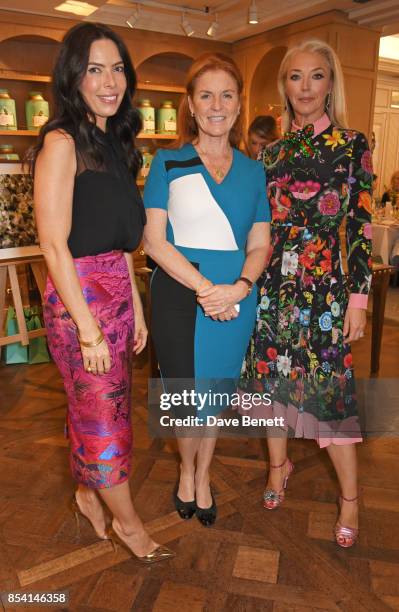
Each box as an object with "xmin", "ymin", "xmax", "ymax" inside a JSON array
[
  {"xmin": 195, "ymin": 492, "xmax": 217, "ymax": 527},
  {"xmin": 173, "ymin": 484, "xmax": 197, "ymax": 520}
]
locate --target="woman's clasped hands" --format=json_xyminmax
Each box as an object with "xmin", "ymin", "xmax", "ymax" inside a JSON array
[{"xmin": 196, "ymin": 279, "xmax": 248, "ymax": 321}]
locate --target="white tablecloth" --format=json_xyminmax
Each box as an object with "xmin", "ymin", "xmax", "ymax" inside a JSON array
[{"xmin": 372, "ymin": 222, "xmax": 399, "ymax": 264}]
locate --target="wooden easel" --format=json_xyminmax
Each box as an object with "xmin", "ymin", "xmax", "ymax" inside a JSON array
[{"xmin": 0, "ymin": 245, "xmax": 47, "ymax": 350}]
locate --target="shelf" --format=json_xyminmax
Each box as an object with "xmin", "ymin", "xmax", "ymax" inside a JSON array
[
  {"xmin": 0, "ymin": 71, "xmax": 51, "ymax": 83},
  {"xmin": 0, "ymin": 72, "xmax": 185, "ymax": 94},
  {"xmin": 0, "ymin": 130, "xmax": 179, "ymax": 140},
  {"xmin": 137, "ymin": 132, "xmax": 178, "ymax": 139},
  {"xmin": 0, "ymin": 129, "xmax": 39, "ymax": 136},
  {"xmin": 137, "ymin": 83, "xmax": 185, "ymax": 93}
]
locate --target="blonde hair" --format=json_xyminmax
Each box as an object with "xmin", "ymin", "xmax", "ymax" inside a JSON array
[
  {"xmin": 390, "ymin": 170, "xmax": 399, "ymax": 190},
  {"xmin": 277, "ymin": 39, "xmax": 348, "ymax": 134}
]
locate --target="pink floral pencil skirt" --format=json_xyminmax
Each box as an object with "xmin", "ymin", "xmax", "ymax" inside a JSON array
[{"xmin": 43, "ymin": 250, "xmax": 134, "ymax": 489}]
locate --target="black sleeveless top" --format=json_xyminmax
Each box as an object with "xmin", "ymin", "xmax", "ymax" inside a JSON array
[{"xmin": 67, "ymin": 128, "xmax": 146, "ymax": 258}]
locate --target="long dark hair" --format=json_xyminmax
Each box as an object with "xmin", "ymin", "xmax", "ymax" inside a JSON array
[{"xmin": 28, "ymin": 22, "xmax": 142, "ymax": 176}]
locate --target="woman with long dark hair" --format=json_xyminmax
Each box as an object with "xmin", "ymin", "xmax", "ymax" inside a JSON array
[
  {"xmin": 143, "ymin": 53, "xmax": 270, "ymax": 527},
  {"xmin": 32, "ymin": 22, "xmax": 174, "ymax": 563}
]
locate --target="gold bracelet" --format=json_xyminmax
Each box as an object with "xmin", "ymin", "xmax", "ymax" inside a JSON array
[{"xmin": 78, "ymin": 329, "xmax": 104, "ymax": 348}]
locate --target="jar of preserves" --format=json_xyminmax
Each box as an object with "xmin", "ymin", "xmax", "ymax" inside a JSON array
[
  {"xmin": 25, "ymin": 91, "xmax": 49, "ymax": 131},
  {"xmin": 137, "ymin": 99, "xmax": 155, "ymax": 133},
  {"xmin": 0, "ymin": 89, "xmax": 17, "ymax": 130},
  {"xmin": 157, "ymin": 100, "xmax": 177, "ymax": 134}
]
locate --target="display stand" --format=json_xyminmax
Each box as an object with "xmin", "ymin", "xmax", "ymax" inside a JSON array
[{"xmin": 0, "ymin": 245, "xmax": 46, "ymax": 350}]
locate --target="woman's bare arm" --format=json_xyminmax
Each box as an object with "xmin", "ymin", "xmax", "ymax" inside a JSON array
[
  {"xmin": 35, "ymin": 130, "xmax": 110, "ymax": 373},
  {"xmin": 123, "ymin": 252, "xmax": 148, "ymax": 354},
  {"xmin": 143, "ymin": 208, "xmax": 211, "ymax": 293}
]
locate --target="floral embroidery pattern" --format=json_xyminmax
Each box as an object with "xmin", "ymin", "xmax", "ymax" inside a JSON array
[
  {"xmin": 322, "ymin": 128, "xmax": 345, "ymax": 150},
  {"xmin": 241, "ymin": 123, "xmax": 372, "ymax": 439},
  {"xmin": 318, "ymin": 190, "xmax": 341, "ymax": 215},
  {"xmin": 289, "ymin": 180, "xmax": 321, "ymax": 200}
]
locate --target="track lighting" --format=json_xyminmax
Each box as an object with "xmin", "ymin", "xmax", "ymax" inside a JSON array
[
  {"xmin": 248, "ymin": 0, "xmax": 258, "ymax": 24},
  {"xmin": 181, "ymin": 13, "xmax": 195, "ymax": 37},
  {"xmin": 126, "ymin": 7, "xmax": 140, "ymax": 28},
  {"xmin": 207, "ymin": 16, "xmax": 219, "ymax": 37}
]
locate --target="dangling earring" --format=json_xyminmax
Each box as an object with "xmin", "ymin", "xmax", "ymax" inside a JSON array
[
  {"xmin": 191, "ymin": 111, "xmax": 195, "ymax": 117},
  {"xmin": 326, "ymin": 92, "xmax": 331, "ymax": 111}
]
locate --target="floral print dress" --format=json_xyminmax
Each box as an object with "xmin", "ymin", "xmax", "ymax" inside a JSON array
[{"xmin": 240, "ymin": 114, "xmax": 372, "ymax": 445}]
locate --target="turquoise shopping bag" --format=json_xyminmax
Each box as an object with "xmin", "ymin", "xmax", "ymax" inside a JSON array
[
  {"xmin": 3, "ymin": 306, "xmax": 28, "ymax": 364},
  {"xmin": 26, "ymin": 306, "xmax": 50, "ymax": 364}
]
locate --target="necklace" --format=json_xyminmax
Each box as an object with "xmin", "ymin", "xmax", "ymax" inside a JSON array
[
  {"xmin": 196, "ymin": 145, "xmax": 232, "ymax": 181},
  {"xmin": 213, "ymin": 166, "xmax": 225, "ymax": 180}
]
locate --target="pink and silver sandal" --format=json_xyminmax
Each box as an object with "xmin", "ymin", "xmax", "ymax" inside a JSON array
[{"xmin": 263, "ymin": 458, "xmax": 294, "ymax": 510}]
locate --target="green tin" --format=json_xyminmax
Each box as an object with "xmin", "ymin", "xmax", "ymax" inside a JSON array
[
  {"xmin": 137, "ymin": 99, "xmax": 155, "ymax": 133},
  {"xmin": 138, "ymin": 145, "xmax": 153, "ymax": 178},
  {"xmin": 0, "ymin": 144, "xmax": 19, "ymax": 160},
  {"xmin": 0, "ymin": 89, "xmax": 17, "ymax": 130},
  {"xmin": 156, "ymin": 100, "xmax": 177, "ymax": 134},
  {"xmin": 25, "ymin": 91, "xmax": 49, "ymax": 131}
]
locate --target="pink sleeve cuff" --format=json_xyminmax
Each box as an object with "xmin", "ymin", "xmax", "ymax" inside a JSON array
[{"xmin": 348, "ymin": 293, "xmax": 368, "ymax": 309}]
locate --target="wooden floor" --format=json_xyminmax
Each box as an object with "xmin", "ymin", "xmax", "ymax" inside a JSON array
[{"xmin": 0, "ymin": 318, "xmax": 398, "ymax": 612}]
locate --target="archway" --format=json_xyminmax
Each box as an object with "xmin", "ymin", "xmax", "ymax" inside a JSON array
[
  {"xmin": 249, "ymin": 46, "xmax": 287, "ymax": 125},
  {"xmin": 0, "ymin": 35, "xmax": 61, "ymax": 75},
  {"xmin": 136, "ymin": 52, "xmax": 193, "ymax": 87}
]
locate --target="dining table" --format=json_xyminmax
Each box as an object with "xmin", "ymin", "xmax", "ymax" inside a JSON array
[{"xmin": 372, "ymin": 218, "xmax": 399, "ymax": 265}]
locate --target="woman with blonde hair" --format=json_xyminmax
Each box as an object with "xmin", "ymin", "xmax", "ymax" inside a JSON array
[
  {"xmin": 381, "ymin": 170, "xmax": 399, "ymax": 206},
  {"xmin": 144, "ymin": 52, "xmax": 270, "ymax": 526},
  {"xmin": 241, "ymin": 39, "xmax": 372, "ymax": 548}
]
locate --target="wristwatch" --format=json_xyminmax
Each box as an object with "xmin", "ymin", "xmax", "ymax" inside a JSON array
[{"xmin": 235, "ymin": 276, "xmax": 254, "ymax": 296}]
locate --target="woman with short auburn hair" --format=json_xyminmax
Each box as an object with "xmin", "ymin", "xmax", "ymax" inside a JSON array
[{"xmin": 144, "ymin": 52, "xmax": 270, "ymax": 527}]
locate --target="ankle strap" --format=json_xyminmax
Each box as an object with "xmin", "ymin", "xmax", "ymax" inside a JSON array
[
  {"xmin": 270, "ymin": 458, "xmax": 287, "ymax": 469},
  {"xmin": 340, "ymin": 494, "xmax": 358, "ymax": 502}
]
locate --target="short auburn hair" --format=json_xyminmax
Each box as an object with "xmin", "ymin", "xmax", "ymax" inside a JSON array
[{"xmin": 176, "ymin": 52, "xmax": 244, "ymax": 148}]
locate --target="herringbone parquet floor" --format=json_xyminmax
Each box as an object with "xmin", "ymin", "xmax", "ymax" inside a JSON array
[{"xmin": 0, "ymin": 318, "xmax": 398, "ymax": 612}]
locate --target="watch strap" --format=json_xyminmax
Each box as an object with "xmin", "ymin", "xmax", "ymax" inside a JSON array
[{"xmin": 235, "ymin": 276, "xmax": 254, "ymax": 295}]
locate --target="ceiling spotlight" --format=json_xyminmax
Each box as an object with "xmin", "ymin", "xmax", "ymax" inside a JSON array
[
  {"xmin": 248, "ymin": 0, "xmax": 258, "ymax": 24},
  {"xmin": 207, "ymin": 16, "xmax": 219, "ymax": 37},
  {"xmin": 126, "ymin": 8, "xmax": 140, "ymax": 28},
  {"xmin": 181, "ymin": 13, "xmax": 195, "ymax": 37}
]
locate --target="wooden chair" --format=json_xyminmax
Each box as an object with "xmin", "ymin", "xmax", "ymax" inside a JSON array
[{"xmin": 370, "ymin": 263, "xmax": 395, "ymax": 375}]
